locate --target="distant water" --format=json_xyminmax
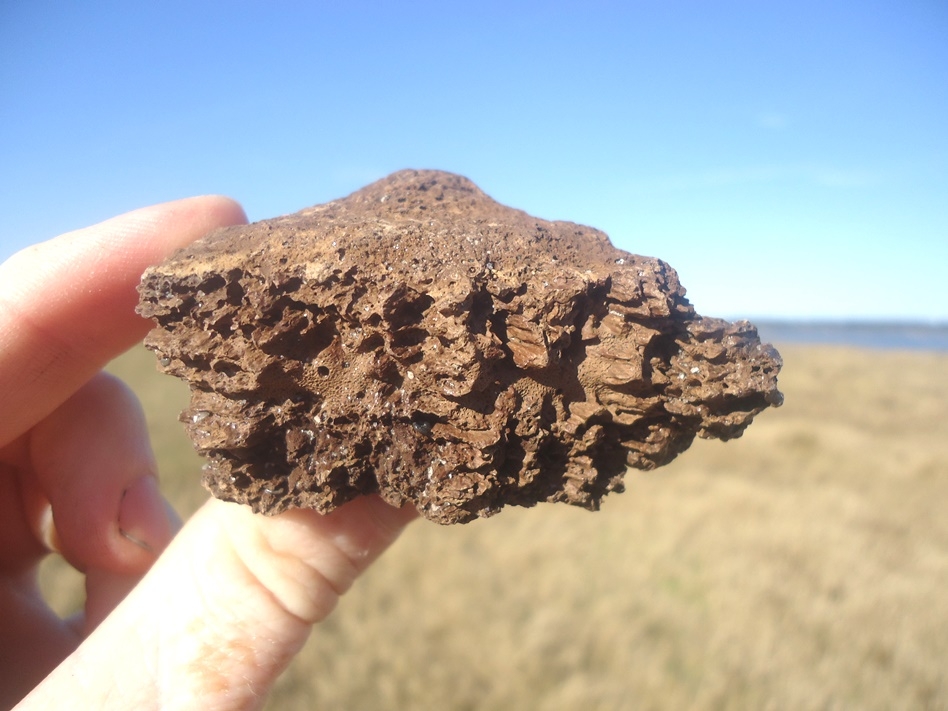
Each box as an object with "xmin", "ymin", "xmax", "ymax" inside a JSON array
[{"xmin": 751, "ymin": 320, "xmax": 948, "ymax": 352}]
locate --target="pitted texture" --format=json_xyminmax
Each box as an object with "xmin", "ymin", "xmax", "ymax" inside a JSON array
[{"xmin": 137, "ymin": 170, "xmax": 783, "ymax": 524}]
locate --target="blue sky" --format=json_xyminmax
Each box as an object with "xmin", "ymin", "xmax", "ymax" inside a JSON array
[{"xmin": 2, "ymin": 1, "xmax": 946, "ymax": 320}]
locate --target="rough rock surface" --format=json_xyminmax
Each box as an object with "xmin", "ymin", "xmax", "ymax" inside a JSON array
[{"xmin": 137, "ymin": 170, "xmax": 783, "ymax": 524}]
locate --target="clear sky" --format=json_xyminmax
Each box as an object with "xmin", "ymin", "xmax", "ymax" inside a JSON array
[{"xmin": 2, "ymin": 1, "xmax": 946, "ymax": 321}]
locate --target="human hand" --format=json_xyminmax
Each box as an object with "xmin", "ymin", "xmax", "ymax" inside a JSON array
[{"xmin": 0, "ymin": 198, "xmax": 418, "ymax": 710}]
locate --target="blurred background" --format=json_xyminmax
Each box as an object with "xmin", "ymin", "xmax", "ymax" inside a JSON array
[
  {"xmin": 4, "ymin": 2, "xmax": 947, "ymax": 709},
  {"xmin": 2, "ymin": 0, "xmax": 946, "ymax": 322}
]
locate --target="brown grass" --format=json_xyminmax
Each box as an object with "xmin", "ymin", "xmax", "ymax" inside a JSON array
[{"xmin": 39, "ymin": 344, "xmax": 948, "ymax": 710}]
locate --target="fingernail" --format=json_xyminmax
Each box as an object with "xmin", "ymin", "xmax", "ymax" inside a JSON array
[
  {"xmin": 36, "ymin": 503, "xmax": 61, "ymax": 553},
  {"xmin": 118, "ymin": 476, "xmax": 176, "ymax": 555}
]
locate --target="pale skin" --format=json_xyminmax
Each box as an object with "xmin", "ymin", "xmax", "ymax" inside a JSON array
[{"xmin": 0, "ymin": 197, "xmax": 418, "ymax": 710}]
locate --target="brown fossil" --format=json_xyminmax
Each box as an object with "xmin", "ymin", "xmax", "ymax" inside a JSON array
[{"xmin": 137, "ymin": 170, "xmax": 782, "ymax": 524}]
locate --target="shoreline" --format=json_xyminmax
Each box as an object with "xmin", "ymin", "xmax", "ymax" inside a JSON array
[{"xmin": 750, "ymin": 320, "xmax": 948, "ymax": 352}]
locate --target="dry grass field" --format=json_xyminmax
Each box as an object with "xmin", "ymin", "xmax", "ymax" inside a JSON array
[{"xmin": 40, "ymin": 343, "xmax": 948, "ymax": 710}]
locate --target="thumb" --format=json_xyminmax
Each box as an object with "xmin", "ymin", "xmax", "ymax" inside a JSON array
[{"xmin": 17, "ymin": 495, "xmax": 417, "ymax": 711}]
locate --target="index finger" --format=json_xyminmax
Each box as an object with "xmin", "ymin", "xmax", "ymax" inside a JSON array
[{"xmin": 0, "ymin": 196, "xmax": 247, "ymax": 448}]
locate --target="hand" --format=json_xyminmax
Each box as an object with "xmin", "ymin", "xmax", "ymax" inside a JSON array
[{"xmin": 0, "ymin": 198, "xmax": 418, "ymax": 710}]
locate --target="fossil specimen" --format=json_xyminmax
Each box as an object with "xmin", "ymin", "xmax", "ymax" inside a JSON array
[{"xmin": 138, "ymin": 170, "xmax": 782, "ymax": 524}]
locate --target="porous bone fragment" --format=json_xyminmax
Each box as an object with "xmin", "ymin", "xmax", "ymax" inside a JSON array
[{"xmin": 137, "ymin": 170, "xmax": 783, "ymax": 524}]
